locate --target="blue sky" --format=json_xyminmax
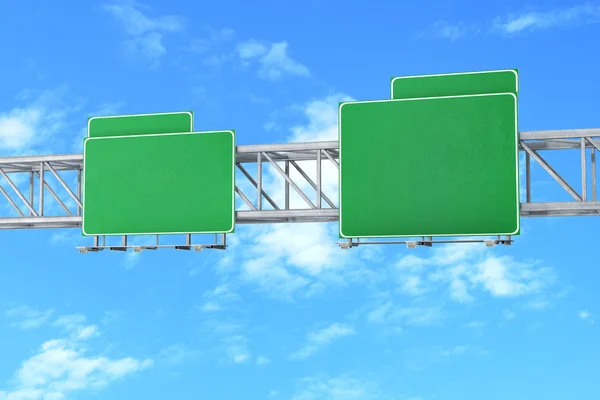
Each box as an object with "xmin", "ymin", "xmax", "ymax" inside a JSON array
[{"xmin": 1, "ymin": 0, "xmax": 600, "ymax": 399}]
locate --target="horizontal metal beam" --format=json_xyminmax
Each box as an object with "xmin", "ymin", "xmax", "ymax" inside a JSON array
[
  {"xmin": 1, "ymin": 203, "xmax": 599, "ymax": 230},
  {"xmin": 519, "ymin": 128, "xmax": 600, "ymax": 140},
  {"xmin": 520, "ymin": 201, "xmax": 600, "ymax": 217}
]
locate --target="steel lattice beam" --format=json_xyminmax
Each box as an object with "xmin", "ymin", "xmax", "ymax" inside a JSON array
[{"xmin": 0, "ymin": 129, "xmax": 599, "ymax": 231}]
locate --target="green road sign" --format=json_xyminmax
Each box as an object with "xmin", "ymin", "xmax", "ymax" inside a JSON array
[
  {"xmin": 82, "ymin": 131, "xmax": 235, "ymax": 236},
  {"xmin": 391, "ymin": 69, "xmax": 518, "ymax": 100},
  {"xmin": 339, "ymin": 93, "xmax": 519, "ymax": 238},
  {"xmin": 88, "ymin": 111, "xmax": 193, "ymax": 138}
]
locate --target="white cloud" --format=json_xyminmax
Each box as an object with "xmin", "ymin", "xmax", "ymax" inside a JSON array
[
  {"xmin": 503, "ymin": 309, "xmax": 516, "ymax": 320},
  {"xmin": 524, "ymin": 298, "xmax": 550, "ymax": 310},
  {"xmin": 473, "ymin": 256, "xmax": 552, "ymax": 297},
  {"xmin": 159, "ymin": 344, "xmax": 201, "ymax": 365},
  {"xmin": 290, "ymin": 323, "xmax": 355, "ymax": 360},
  {"xmin": 236, "ymin": 40, "xmax": 267, "ymax": 59},
  {"xmin": 0, "ymin": 108, "xmax": 42, "ymax": 150},
  {"xmin": 291, "ymin": 375, "xmax": 379, "ymax": 400},
  {"xmin": 52, "ymin": 314, "xmax": 100, "ymax": 340},
  {"xmin": 395, "ymin": 243, "xmax": 554, "ymax": 303},
  {"xmin": 289, "ymin": 94, "xmax": 352, "ymax": 143},
  {"xmin": 101, "ymin": 310, "xmax": 123, "ymax": 325},
  {"xmin": 200, "ymin": 284, "xmax": 240, "ymax": 312},
  {"xmin": 103, "ymin": 1, "xmax": 184, "ymax": 66},
  {"xmin": 256, "ymin": 356, "xmax": 271, "ymax": 365},
  {"xmin": 424, "ymin": 3, "xmax": 600, "ymax": 40},
  {"xmin": 579, "ymin": 310, "xmax": 594, "ymax": 323},
  {"xmin": 235, "ymin": 40, "xmax": 309, "ymax": 80},
  {"xmin": 0, "ymin": 87, "xmax": 75, "ymax": 152},
  {"xmin": 0, "ymin": 313, "xmax": 152, "ymax": 400},
  {"xmin": 367, "ymin": 302, "xmax": 442, "ymax": 327},
  {"xmin": 464, "ymin": 321, "xmax": 486, "ymax": 328},
  {"xmin": 426, "ymin": 21, "xmax": 471, "ymax": 40},
  {"xmin": 6, "ymin": 306, "xmax": 54, "ymax": 330},
  {"xmin": 441, "ymin": 345, "xmax": 468, "ymax": 357},
  {"xmin": 122, "ymin": 251, "xmax": 141, "ymax": 269},
  {"xmin": 493, "ymin": 4, "xmax": 600, "ymax": 34},
  {"xmin": 188, "ymin": 27, "xmax": 235, "ymax": 53},
  {"xmin": 223, "ymin": 335, "xmax": 251, "ymax": 364}
]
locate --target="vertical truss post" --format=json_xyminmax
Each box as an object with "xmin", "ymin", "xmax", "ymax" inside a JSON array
[
  {"xmin": 77, "ymin": 169, "xmax": 82, "ymax": 215},
  {"xmin": 525, "ymin": 152, "xmax": 531, "ymax": 203},
  {"xmin": 316, "ymin": 150, "xmax": 322, "ymax": 208},
  {"xmin": 285, "ymin": 160, "xmax": 290, "ymax": 210},
  {"xmin": 29, "ymin": 172, "xmax": 34, "ymax": 217},
  {"xmin": 581, "ymin": 137, "xmax": 587, "ymax": 201},
  {"xmin": 39, "ymin": 162, "xmax": 44, "ymax": 216},
  {"xmin": 257, "ymin": 152, "xmax": 262, "ymax": 210},
  {"xmin": 592, "ymin": 146, "xmax": 597, "ymax": 201}
]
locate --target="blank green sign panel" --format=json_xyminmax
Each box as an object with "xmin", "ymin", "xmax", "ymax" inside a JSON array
[
  {"xmin": 339, "ymin": 94, "xmax": 519, "ymax": 238},
  {"xmin": 391, "ymin": 69, "xmax": 518, "ymax": 99},
  {"xmin": 82, "ymin": 131, "xmax": 235, "ymax": 236},
  {"xmin": 88, "ymin": 112, "xmax": 193, "ymax": 138}
]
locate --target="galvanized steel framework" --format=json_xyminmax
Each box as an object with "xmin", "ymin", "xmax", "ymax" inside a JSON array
[{"xmin": 0, "ymin": 128, "xmax": 598, "ymax": 246}]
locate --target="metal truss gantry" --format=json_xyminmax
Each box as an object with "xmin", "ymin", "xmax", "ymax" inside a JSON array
[{"xmin": 0, "ymin": 128, "xmax": 599, "ymax": 237}]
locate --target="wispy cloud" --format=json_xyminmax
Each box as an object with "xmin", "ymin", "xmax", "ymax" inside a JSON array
[
  {"xmin": 187, "ymin": 27, "xmax": 235, "ymax": 53},
  {"xmin": 291, "ymin": 374, "xmax": 380, "ymax": 400},
  {"xmin": 256, "ymin": 356, "xmax": 272, "ymax": 365},
  {"xmin": 494, "ymin": 3, "xmax": 600, "ymax": 34},
  {"xmin": 199, "ymin": 284, "xmax": 240, "ymax": 313},
  {"xmin": 103, "ymin": 1, "xmax": 185, "ymax": 66},
  {"xmin": 422, "ymin": 21, "xmax": 474, "ymax": 41},
  {"xmin": 367, "ymin": 302, "xmax": 443, "ymax": 327},
  {"xmin": 159, "ymin": 344, "xmax": 201, "ymax": 365},
  {"xmin": 464, "ymin": 321, "xmax": 486, "ymax": 329},
  {"xmin": 223, "ymin": 335, "xmax": 251, "ymax": 364},
  {"xmin": 290, "ymin": 323, "xmax": 355, "ymax": 360},
  {"xmin": 395, "ymin": 242, "xmax": 555, "ymax": 303},
  {"xmin": 0, "ymin": 311, "xmax": 152, "ymax": 399},
  {"xmin": 101, "ymin": 310, "xmax": 124, "ymax": 325},
  {"xmin": 235, "ymin": 40, "xmax": 310, "ymax": 81},
  {"xmin": 6, "ymin": 305, "xmax": 54, "ymax": 330},
  {"xmin": 0, "ymin": 87, "xmax": 78, "ymax": 153},
  {"xmin": 503, "ymin": 309, "xmax": 517, "ymax": 320},
  {"xmin": 579, "ymin": 310, "xmax": 594, "ymax": 323},
  {"xmin": 53, "ymin": 314, "xmax": 100, "ymax": 340},
  {"xmin": 423, "ymin": 3, "xmax": 600, "ymax": 40},
  {"xmin": 441, "ymin": 345, "xmax": 468, "ymax": 357}
]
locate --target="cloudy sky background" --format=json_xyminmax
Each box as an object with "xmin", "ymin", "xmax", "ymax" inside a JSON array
[{"xmin": 1, "ymin": 1, "xmax": 599, "ymax": 399}]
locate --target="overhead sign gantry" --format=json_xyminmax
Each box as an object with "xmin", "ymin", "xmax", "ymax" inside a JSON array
[{"xmin": 1, "ymin": 68, "xmax": 598, "ymax": 252}]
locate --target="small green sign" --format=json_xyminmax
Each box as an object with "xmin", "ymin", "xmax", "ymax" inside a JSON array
[
  {"xmin": 82, "ymin": 131, "xmax": 235, "ymax": 236},
  {"xmin": 339, "ymin": 94, "xmax": 519, "ymax": 238},
  {"xmin": 391, "ymin": 69, "xmax": 518, "ymax": 99},
  {"xmin": 88, "ymin": 111, "xmax": 193, "ymax": 138}
]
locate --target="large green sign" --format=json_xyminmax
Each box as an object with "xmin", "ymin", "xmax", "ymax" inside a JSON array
[
  {"xmin": 391, "ymin": 69, "xmax": 518, "ymax": 99},
  {"xmin": 82, "ymin": 131, "xmax": 235, "ymax": 236},
  {"xmin": 88, "ymin": 111, "xmax": 193, "ymax": 138},
  {"xmin": 338, "ymin": 93, "xmax": 519, "ymax": 238}
]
